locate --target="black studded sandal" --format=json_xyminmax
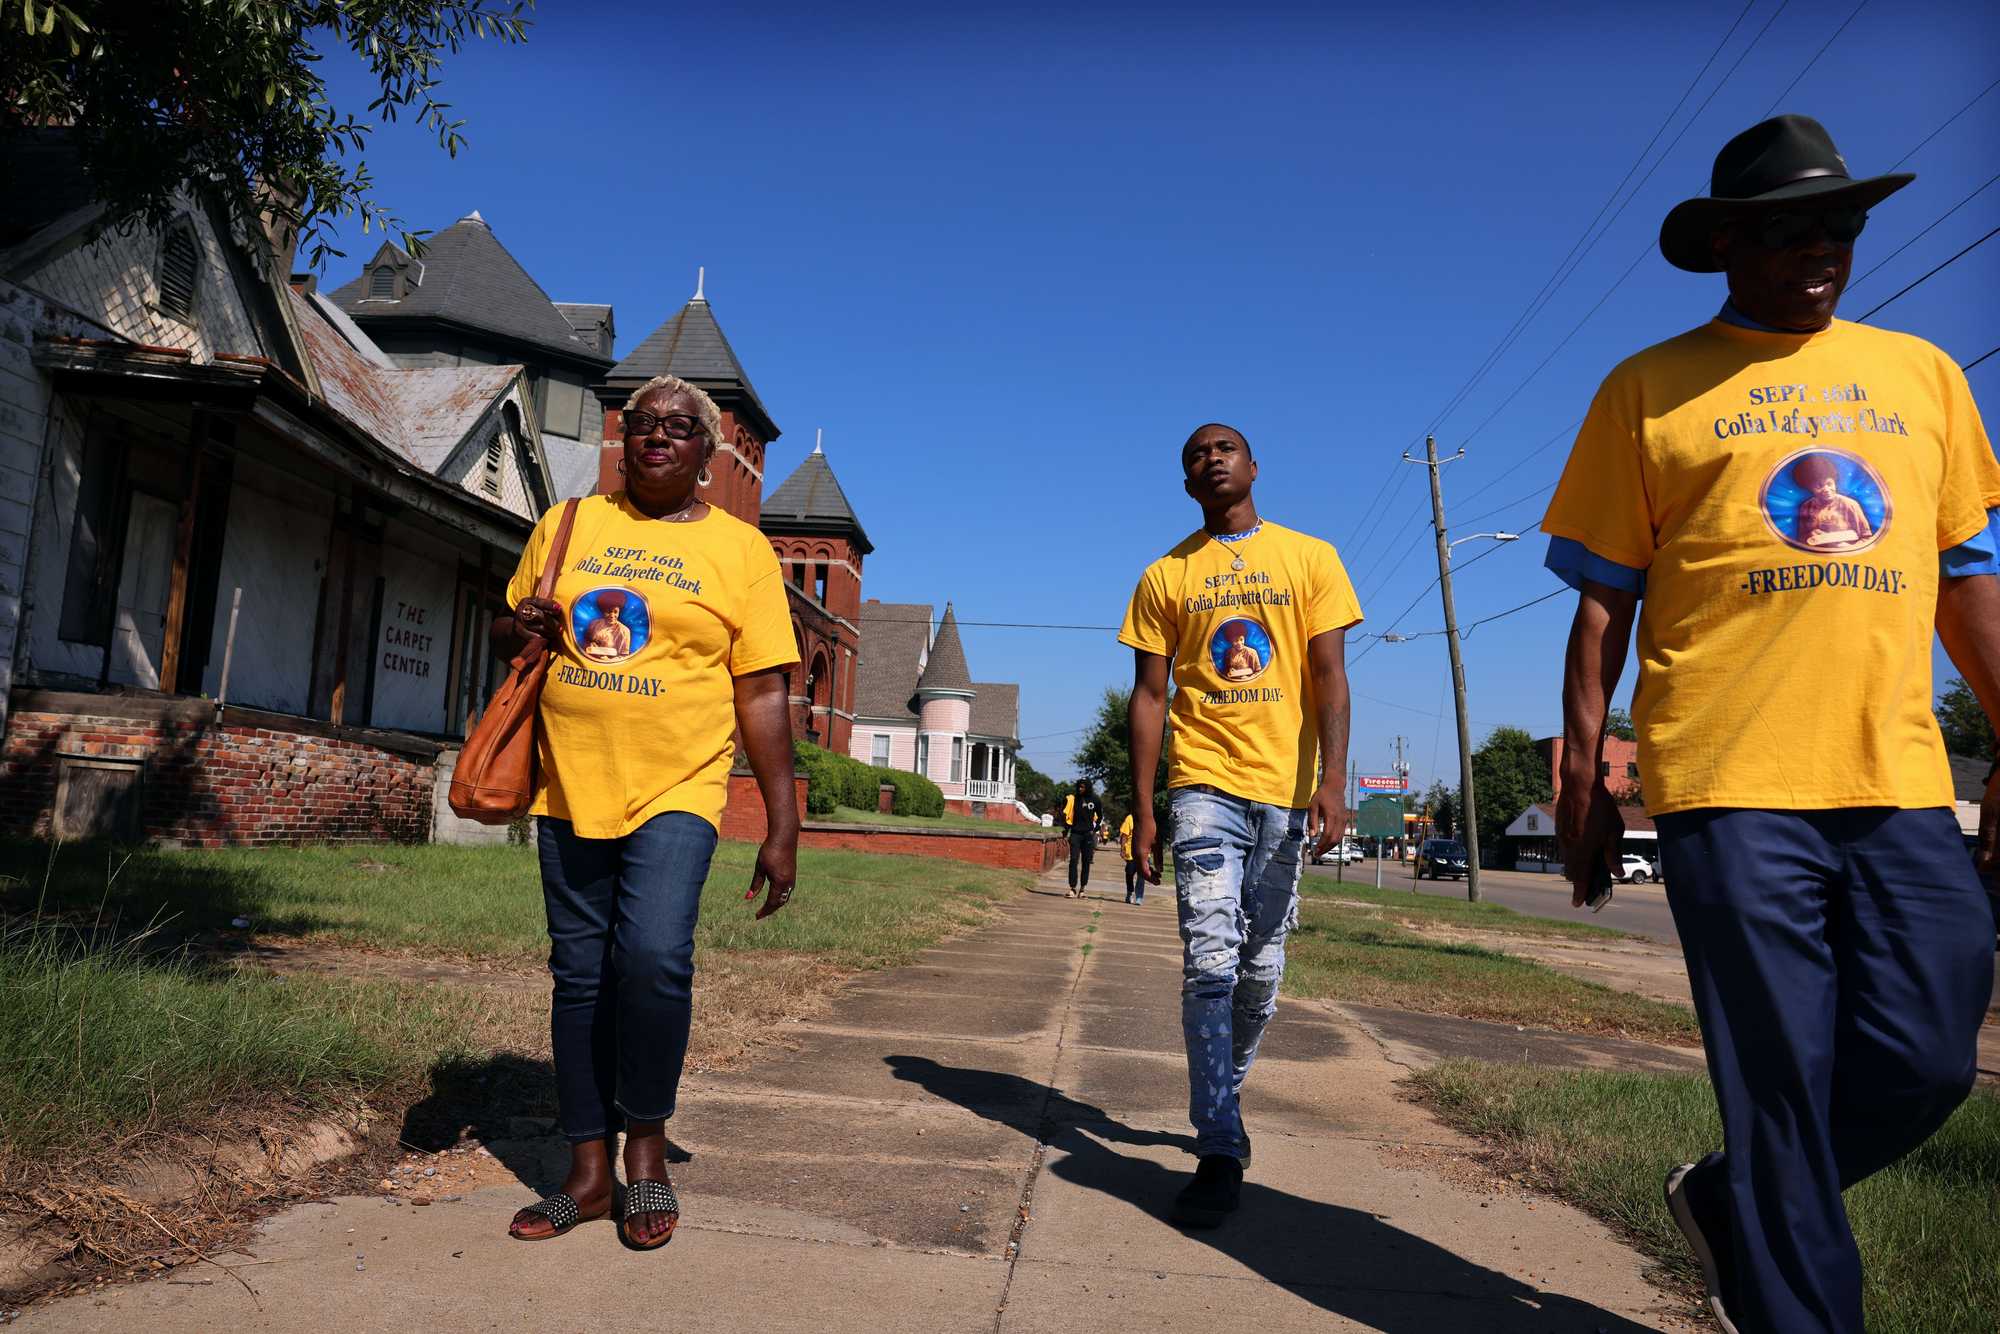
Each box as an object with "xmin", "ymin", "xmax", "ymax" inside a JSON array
[
  {"xmin": 620, "ymin": 1177, "xmax": 680, "ymax": 1251},
  {"xmin": 508, "ymin": 1191, "xmax": 600, "ymax": 1241}
]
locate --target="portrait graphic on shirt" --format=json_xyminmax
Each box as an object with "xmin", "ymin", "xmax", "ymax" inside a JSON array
[
  {"xmin": 1209, "ymin": 617, "xmax": 1273, "ymax": 684},
  {"xmin": 571, "ymin": 586, "xmax": 651, "ymax": 665},
  {"xmin": 1760, "ymin": 448, "xmax": 1891, "ymax": 555}
]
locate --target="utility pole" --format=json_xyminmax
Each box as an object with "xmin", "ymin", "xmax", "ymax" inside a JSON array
[
  {"xmin": 1393, "ymin": 735, "xmax": 1408, "ymax": 878},
  {"xmin": 1407, "ymin": 435, "xmax": 1483, "ymax": 903}
]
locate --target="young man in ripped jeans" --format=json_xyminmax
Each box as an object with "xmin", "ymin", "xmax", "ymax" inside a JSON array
[{"xmin": 1123, "ymin": 423, "xmax": 1362, "ymax": 1226}]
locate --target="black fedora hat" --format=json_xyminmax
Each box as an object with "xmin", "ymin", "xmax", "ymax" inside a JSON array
[{"xmin": 1659, "ymin": 115, "xmax": 1913, "ymax": 272}]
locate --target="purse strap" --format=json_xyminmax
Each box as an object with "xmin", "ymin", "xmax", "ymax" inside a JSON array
[{"xmin": 534, "ymin": 498, "xmax": 581, "ymax": 601}]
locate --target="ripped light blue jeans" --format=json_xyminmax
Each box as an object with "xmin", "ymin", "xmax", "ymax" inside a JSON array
[{"xmin": 1170, "ymin": 785, "xmax": 1306, "ymax": 1162}]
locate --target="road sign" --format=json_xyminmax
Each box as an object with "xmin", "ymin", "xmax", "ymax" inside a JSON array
[
  {"xmin": 1357, "ymin": 775, "xmax": 1408, "ymax": 794},
  {"xmin": 1356, "ymin": 795, "xmax": 1403, "ymax": 838}
]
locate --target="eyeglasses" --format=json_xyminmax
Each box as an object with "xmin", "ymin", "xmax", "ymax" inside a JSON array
[
  {"xmin": 623, "ymin": 410, "xmax": 706, "ymax": 440},
  {"xmin": 1752, "ymin": 207, "xmax": 1868, "ymax": 250}
]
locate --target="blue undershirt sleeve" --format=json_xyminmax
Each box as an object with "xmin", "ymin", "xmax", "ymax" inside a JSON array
[
  {"xmin": 1940, "ymin": 507, "xmax": 2000, "ymax": 578},
  {"xmin": 1545, "ymin": 536, "xmax": 1647, "ymax": 596}
]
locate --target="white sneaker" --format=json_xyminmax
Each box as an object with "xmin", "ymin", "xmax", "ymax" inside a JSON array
[{"xmin": 1665, "ymin": 1160, "xmax": 1741, "ymax": 1334}]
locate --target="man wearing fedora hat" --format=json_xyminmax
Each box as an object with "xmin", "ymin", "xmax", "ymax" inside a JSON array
[{"xmin": 1542, "ymin": 115, "xmax": 2000, "ymax": 1333}]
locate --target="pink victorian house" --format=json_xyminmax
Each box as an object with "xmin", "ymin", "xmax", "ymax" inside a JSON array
[{"xmin": 847, "ymin": 601, "xmax": 1026, "ymax": 821}]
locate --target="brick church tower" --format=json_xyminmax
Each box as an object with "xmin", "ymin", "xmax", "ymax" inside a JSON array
[{"xmin": 762, "ymin": 435, "xmax": 872, "ymax": 751}]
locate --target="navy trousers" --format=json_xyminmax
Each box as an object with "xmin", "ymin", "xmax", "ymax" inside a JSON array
[{"xmin": 1657, "ymin": 807, "xmax": 1993, "ymax": 1333}]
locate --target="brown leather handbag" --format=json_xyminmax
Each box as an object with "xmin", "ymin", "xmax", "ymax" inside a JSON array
[{"xmin": 448, "ymin": 498, "xmax": 579, "ymax": 823}]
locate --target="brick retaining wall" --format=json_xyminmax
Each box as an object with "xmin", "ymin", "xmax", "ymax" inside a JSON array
[{"xmin": 1, "ymin": 689, "xmax": 439, "ymax": 846}]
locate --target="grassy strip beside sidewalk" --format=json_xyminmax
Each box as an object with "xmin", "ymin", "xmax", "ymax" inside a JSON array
[
  {"xmin": 1413, "ymin": 1061, "xmax": 2000, "ymax": 1334},
  {"xmin": 1286, "ymin": 880, "xmax": 1701, "ymax": 1045},
  {"xmin": 0, "ymin": 838, "xmax": 1024, "ymax": 967}
]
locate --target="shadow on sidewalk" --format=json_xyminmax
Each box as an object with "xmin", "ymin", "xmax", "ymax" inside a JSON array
[{"xmin": 886, "ymin": 1055, "xmax": 1658, "ymax": 1333}]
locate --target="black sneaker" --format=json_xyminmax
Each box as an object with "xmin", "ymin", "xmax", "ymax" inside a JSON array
[
  {"xmin": 1665, "ymin": 1157, "xmax": 1741, "ymax": 1334},
  {"xmin": 1171, "ymin": 1155, "xmax": 1243, "ymax": 1228}
]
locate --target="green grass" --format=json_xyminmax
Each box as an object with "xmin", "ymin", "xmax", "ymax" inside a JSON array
[
  {"xmin": 0, "ymin": 838, "xmax": 1032, "ymax": 967},
  {"xmin": 0, "ymin": 918, "xmax": 483, "ymax": 1162},
  {"xmin": 1299, "ymin": 875, "xmax": 1625, "ymax": 940},
  {"xmin": 1413, "ymin": 1062, "xmax": 2000, "ymax": 1334},
  {"xmin": 814, "ymin": 805, "xmax": 1043, "ymax": 833},
  {"xmin": 1284, "ymin": 897, "xmax": 1699, "ymax": 1043}
]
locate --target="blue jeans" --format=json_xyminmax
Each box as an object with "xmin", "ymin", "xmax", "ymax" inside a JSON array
[
  {"xmin": 1170, "ymin": 785, "xmax": 1306, "ymax": 1161},
  {"xmin": 537, "ymin": 812, "xmax": 718, "ymax": 1142},
  {"xmin": 1659, "ymin": 807, "xmax": 1993, "ymax": 1333}
]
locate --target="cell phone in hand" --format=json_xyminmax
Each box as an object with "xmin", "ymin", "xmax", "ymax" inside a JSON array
[{"xmin": 1583, "ymin": 861, "xmax": 1615, "ymax": 913}]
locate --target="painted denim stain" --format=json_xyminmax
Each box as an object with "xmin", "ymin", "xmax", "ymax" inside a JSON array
[{"xmin": 1170, "ymin": 786, "xmax": 1306, "ymax": 1161}]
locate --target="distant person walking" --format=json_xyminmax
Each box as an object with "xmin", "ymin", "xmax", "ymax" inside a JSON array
[
  {"xmin": 1545, "ymin": 116, "xmax": 2000, "ymax": 1333},
  {"xmin": 497, "ymin": 375, "xmax": 802, "ymax": 1251},
  {"xmin": 1123, "ymin": 423, "xmax": 1361, "ymax": 1227},
  {"xmin": 1065, "ymin": 780, "xmax": 1102, "ymax": 896}
]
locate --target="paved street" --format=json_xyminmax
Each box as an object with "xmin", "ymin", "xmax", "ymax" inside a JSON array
[
  {"xmin": 25, "ymin": 868, "xmax": 1675, "ymax": 1333},
  {"xmin": 1305, "ymin": 859, "xmax": 1682, "ymax": 944}
]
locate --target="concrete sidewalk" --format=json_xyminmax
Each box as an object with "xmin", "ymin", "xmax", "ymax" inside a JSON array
[{"xmin": 24, "ymin": 868, "xmax": 1679, "ymax": 1332}]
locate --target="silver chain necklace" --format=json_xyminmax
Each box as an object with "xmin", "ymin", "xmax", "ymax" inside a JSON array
[{"xmin": 1209, "ymin": 522, "xmax": 1260, "ymax": 572}]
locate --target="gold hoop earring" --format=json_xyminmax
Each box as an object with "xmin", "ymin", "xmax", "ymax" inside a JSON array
[{"xmin": 698, "ymin": 466, "xmax": 713, "ymax": 487}]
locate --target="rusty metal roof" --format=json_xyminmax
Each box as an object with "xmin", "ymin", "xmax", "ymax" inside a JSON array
[{"xmin": 288, "ymin": 287, "xmax": 532, "ymax": 481}]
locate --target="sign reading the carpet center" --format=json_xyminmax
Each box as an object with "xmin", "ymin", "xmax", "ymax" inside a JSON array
[{"xmin": 1357, "ymin": 796, "xmax": 1404, "ymax": 839}]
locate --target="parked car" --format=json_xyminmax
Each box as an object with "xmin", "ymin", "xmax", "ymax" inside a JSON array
[
  {"xmin": 1415, "ymin": 839, "xmax": 1469, "ymax": 880},
  {"xmin": 1617, "ymin": 853, "xmax": 1657, "ymax": 884},
  {"xmin": 1313, "ymin": 841, "xmax": 1364, "ymax": 866}
]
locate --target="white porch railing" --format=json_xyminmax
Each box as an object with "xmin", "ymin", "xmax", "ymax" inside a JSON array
[{"xmin": 966, "ymin": 779, "xmax": 1013, "ymax": 800}]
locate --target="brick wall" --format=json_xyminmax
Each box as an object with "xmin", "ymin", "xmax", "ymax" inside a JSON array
[
  {"xmin": 791, "ymin": 824, "xmax": 1064, "ymax": 872},
  {"xmin": 719, "ymin": 769, "xmax": 810, "ymax": 843},
  {"xmin": 1, "ymin": 690, "xmax": 439, "ymax": 846}
]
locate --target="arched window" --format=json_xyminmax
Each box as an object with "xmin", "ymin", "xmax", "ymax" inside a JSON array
[{"xmin": 156, "ymin": 220, "xmax": 199, "ymax": 324}]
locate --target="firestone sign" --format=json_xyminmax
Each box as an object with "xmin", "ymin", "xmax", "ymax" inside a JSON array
[{"xmin": 1356, "ymin": 775, "xmax": 1408, "ymax": 794}]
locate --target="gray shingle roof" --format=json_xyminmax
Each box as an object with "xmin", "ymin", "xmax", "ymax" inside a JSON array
[
  {"xmin": 554, "ymin": 302, "xmax": 614, "ymax": 357},
  {"xmin": 543, "ymin": 433, "xmax": 604, "ymax": 500},
  {"xmin": 916, "ymin": 604, "xmax": 973, "ymax": 694},
  {"xmin": 968, "ymin": 683, "xmax": 1019, "ymax": 743},
  {"xmin": 606, "ymin": 296, "xmax": 777, "ymax": 439},
  {"xmin": 761, "ymin": 447, "xmax": 872, "ymax": 554},
  {"xmin": 328, "ymin": 214, "xmax": 611, "ymax": 368},
  {"xmin": 852, "ymin": 601, "xmax": 932, "ymax": 721}
]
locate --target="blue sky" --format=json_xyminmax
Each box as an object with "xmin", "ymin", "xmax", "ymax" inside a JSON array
[{"xmin": 318, "ymin": 0, "xmax": 1998, "ymax": 787}]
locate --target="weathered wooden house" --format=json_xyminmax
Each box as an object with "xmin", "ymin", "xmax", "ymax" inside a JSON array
[{"xmin": 0, "ymin": 135, "xmax": 559, "ymax": 844}]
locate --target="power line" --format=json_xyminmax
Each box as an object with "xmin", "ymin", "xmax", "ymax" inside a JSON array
[
  {"xmin": 1350, "ymin": 537, "xmax": 1518, "ymax": 663},
  {"xmin": 1885, "ymin": 74, "xmax": 2000, "ymax": 171},
  {"xmin": 1848, "ymin": 170, "xmax": 2000, "ymax": 292},
  {"xmin": 1963, "ymin": 343, "xmax": 2000, "ymax": 374},
  {"xmin": 1853, "ymin": 223, "xmax": 2000, "ymax": 323},
  {"xmin": 1418, "ymin": 0, "xmax": 1762, "ymax": 441}
]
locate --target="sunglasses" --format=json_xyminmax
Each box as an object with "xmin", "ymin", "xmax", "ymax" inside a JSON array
[
  {"xmin": 623, "ymin": 410, "xmax": 706, "ymax": 440},
  {"xmin": 1750, "ymin": 207, "xmax": 1868, "ymax": 250}
]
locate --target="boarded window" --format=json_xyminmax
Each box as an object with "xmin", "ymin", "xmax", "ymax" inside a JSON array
[
  {"xmin": 157, "ymin": 223, "xmax": 199, "ymax": 323},
  {"xmin": 59, "ymin": 428, "xmax": 128, "ymax": 646},
  {"xmin": 369, "ymin": 266, "xmax": 397, "ymax": 298},
  {"xmin": 55, "ymin": 757, "xmax": 144, "ymax": 841}
]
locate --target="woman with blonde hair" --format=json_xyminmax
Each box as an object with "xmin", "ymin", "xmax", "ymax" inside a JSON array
[{"xmin": 496, "ymin": 374, "xmax": 799, "ymax": 1250}]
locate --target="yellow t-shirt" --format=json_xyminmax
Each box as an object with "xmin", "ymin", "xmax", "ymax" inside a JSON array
[
  {"xmin": 1542, "ymin": 318, "xmax": 2000, "ymax": 815},
  {"xmin": 505, "ymin": 494, "xmax": 799, "ymax": 837},
  {"xmin": 1119, "ymin": 521, "xmax": 1364, "ymax": 809},
  {"xmin": 1119, "ymin": 813, "xmax": 1134, "ymax": 861}
]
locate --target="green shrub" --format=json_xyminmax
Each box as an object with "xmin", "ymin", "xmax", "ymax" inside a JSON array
[
  {"xmin": 790, "ymin": 740, "xmax": 942, "ymax": 818},
  {"xmin": 880, "ymin": 767, "xmax": 945, "ymax": 817}
]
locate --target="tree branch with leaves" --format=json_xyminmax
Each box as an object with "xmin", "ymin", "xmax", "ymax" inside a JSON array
[{"xmin": 2, "ymin": 0, "xmax": 532, "ymax": 270}]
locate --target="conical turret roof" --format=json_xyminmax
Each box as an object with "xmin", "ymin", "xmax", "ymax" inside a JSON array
[
  {"xmin": 607, "ymin": 287, "xmax": 776, "ymax": 441},
  {"xmin": 915, "ymin": 603, "xmax": 973, "ymax": 695},
  {"xmin": 762, "ymin": 445, "xmax": 872, "ymax": 554}
]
